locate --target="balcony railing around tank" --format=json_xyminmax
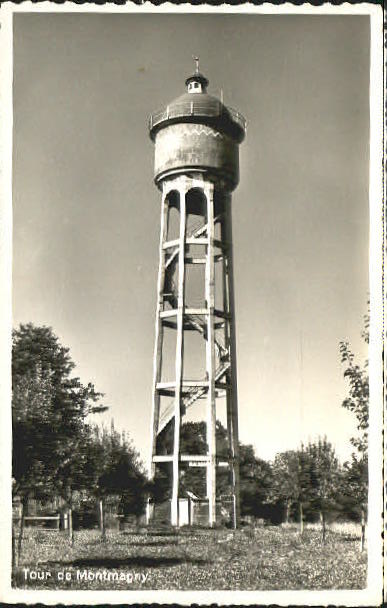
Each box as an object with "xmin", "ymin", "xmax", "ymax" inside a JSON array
[{"xmin": 149, "ymin": 100, "xmax": 246, "ymax": 133}]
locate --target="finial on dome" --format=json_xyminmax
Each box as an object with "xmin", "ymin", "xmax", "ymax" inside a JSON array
[{"xmin": 193, "ymin": 55, "xmax": 200, "ymax": 74}]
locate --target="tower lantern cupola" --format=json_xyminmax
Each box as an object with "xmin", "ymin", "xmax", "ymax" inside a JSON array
[{"xmin": 185, "ymin": 56, "xmax": 209, "ymax": 93}]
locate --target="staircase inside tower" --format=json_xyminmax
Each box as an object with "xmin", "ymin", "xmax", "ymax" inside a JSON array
[{"xmin": 157, "ymin": 217, "xmax": 230, "ymax": 435}]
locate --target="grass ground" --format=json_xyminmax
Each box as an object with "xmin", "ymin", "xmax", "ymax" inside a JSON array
[{"xmin": 13, "ymin": 523, "xmax": 367, "ymax": 590}]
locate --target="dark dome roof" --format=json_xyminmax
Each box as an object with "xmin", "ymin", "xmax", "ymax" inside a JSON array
[
  {"xmin": 168, "ymin": 91, "xmax": 222, "ymax": 111},
  {"xmin": 149, "ymin": 75, "xmax": 246, "ymax": 143}
]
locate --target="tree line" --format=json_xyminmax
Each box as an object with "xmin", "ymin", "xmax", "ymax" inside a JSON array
[
  {"xmin": 12, "ymin": 324, "xmax": 148, "ymax": 564},
  {"xmin": 155, "ymin": 422, "xmax": 366, "ymax": 535},
  {"xmin": 12, "ymin": 310, "xmax": 368, "ymax": 561}
]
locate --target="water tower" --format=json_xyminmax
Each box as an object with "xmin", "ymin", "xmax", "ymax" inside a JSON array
[{"xmin": 148, "ymin": 60, "xmax": 246, "ymax": 528}]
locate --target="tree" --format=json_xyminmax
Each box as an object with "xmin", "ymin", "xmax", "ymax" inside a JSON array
[
  {"xmin": 338, "ymin": 456, "xmax": 368, "ymax": 516},
  {"xmin": 339, "ymin": 304, "xmax": 369, "ymax": 550},
  {"xmin": 270, "ymin": 450, "xmax": 300, "ymax": 524},
  {"xmin": 339, "ymin": 343, "xmax": 369, "ymax": 456},
  {"xmin": 293, "ymin": 446, "xmax": 313, "ymax": 535},
  {"xmin": 12, "ymin": 324, "xmax": 106, "ymax": 555},
  {"xmin": 80, "ymin": 422, "xmax": 147, "ymax": 537},
  {"xmin": 12, "ymin": 364, "xmax": 56, "ymax": 564},
  {"xmin": 271, "ymin": 446, "xmax": 314, "ymax": 534},
  {"xmin": 305, "ymin": 438, "xmax": 341, "ymax": 542},
  {"xmin": 239, "ymin": 444, "xmax": 273, "ymax": 518},
  {"xmin": 13, "ymin": 362, "xmax": 57, "ymax": 499}
]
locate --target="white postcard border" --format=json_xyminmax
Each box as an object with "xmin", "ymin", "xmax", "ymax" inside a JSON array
[{"xmin": 0, "ymin": 3, "xmax": 383, "ymax": 605}]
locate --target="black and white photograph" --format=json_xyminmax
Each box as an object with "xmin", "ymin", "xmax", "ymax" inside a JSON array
[{"xmin": 0, "ymin": 4, "xmax": 383, "ymax": 605}]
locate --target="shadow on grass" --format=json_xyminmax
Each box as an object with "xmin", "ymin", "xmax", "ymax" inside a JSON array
[
  {"xmin": 122, "ymin": 531, "xmax": 178, "ymax": 538},
  {"xmin": 129, "ymin": 541, "xmax": 179, "ymax": 547},
  {"xmin": 333, "ymin": 534, "xmax": 360, "ymax": 543},
  {"xmin": 44, "ymin": 556, "xmax": 209, "ymax": 568}
]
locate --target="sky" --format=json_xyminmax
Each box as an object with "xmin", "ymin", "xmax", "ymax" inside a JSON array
[{"xmin": 12, "ymin": 12, "xmax": 370, "ymax": 467}]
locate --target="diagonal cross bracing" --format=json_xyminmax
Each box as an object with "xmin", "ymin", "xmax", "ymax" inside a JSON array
[{"xmin": 157, "ymin": 360, "xmax": 231, "ymax": 434}]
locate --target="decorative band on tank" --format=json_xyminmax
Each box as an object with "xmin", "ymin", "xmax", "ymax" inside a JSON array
[{"xmin": 175, "ymin": 125, "xmax": 224, "ymax": 138}]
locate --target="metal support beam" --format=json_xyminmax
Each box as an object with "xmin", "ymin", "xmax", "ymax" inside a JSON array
[
  {"xmin": 153, "ymin": 454, "xmax": 211, "ymax": 463},
  {"xmin": 222, "ymin": 198, "xmax": 240, "ymax": 528},
  {"xmin": 205, "ymin": 182, "xmax": 217, "ymax": 527},
  {"xmin": 149, "ymin": 190, "xmax": 168, "ymax": 480},
  {"xmin": 171, "ymin": 182, "xmax": 186, "ymax": 527},
  {"xmin": 147, "ymin": 190, "xmax": 170, "ymax": 525}
]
